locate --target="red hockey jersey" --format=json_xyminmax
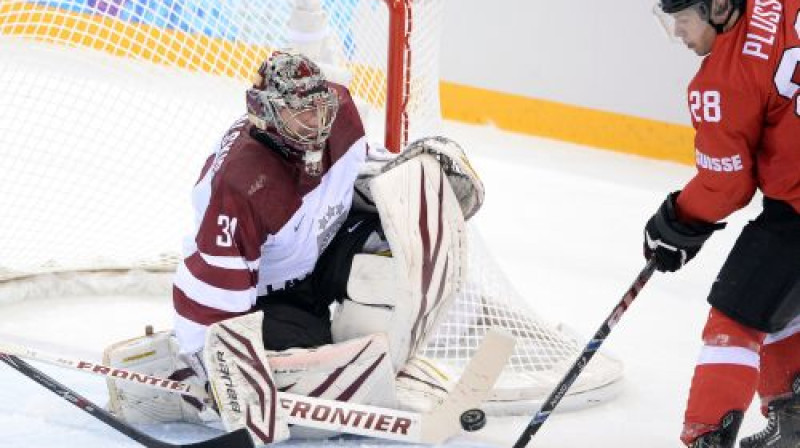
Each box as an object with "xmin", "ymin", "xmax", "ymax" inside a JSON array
[
  {"xmin": 173, "ymin": 84, "xmax": 367, "ymax": 353},
  {"xmin": 676, "ymin": 0, "xmax": 800, "ymax": 223}
]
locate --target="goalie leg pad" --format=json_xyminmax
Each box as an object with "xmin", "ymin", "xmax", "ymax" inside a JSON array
[
  {"xmin": 332, "ymin": 263, "xmax": 455, "ymax": 413},
  {"xmin": 269, "ymin": 333, "xmax": 397, "ymax": 440},
  {"xmin": 205, "ymin": 312, "xmax": 290, "ymax": 445},
  {"xmin": 103, "ymin": 330, "xmax": 213, "ymax": 424},
  {"xmin": 333, "ymin": 153, "xmax": 468, "ymax": 372}
]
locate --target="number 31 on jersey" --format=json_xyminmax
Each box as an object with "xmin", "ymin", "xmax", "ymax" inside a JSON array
[{"xmin": 217, "ymin": 215, "xmax": 238, "ymax": 247}]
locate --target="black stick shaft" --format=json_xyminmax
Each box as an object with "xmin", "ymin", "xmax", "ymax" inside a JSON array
[
  {"xmin": 0, "ymin": 353, "xmax": 252, "ymax": 448},
  {"xmin": 512, "ymin": 259, "xmax": 658, "ymax": 448}
]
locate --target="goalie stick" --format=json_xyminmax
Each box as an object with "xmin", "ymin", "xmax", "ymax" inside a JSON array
[
  {"xmin": 0, "ymin": 353, "xmax": 254, "ymax": 448},
  {"xmin": 0, "ymin": 328, "xmax": 515, "ymax": 444},
  {"xmin": 511, "ymin": 259, "xmax": 658, "ymax": 448}
]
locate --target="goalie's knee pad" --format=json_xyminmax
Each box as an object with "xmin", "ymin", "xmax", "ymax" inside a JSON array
[
  {"xmin": 332, "ymin": 252, "xmax": 462, "ymax": 378},
  {"xmin": 331, "ymin": 253, "xmax": 413, "ymax": 371},
  {"xmin": 104, "ymin": 329, "xmax": 217, "ymax": 425}
]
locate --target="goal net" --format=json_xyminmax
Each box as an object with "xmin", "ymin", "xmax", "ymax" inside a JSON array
[{"xmin": 0, "ymin": 0, "xmax": 623, "ymax": 414}]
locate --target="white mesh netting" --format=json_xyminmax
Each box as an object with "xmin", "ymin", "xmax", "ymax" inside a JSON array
[{"xmin": 0, "ymin": 0, "xmax": 622, "ymax": 414}]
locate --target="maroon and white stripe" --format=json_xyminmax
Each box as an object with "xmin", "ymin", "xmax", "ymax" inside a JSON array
[
  {"xmin": 217, "ymin": 323, "xmax": 279, "ymax": 444},
  {"xmin": 409, "ymin": 165, "xmax": 451, "ymax": 355}
]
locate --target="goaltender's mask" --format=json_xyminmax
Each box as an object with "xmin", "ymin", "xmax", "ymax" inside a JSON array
[{"xmin": 246, "ymin": 50, "xmax": 339, "ymax": 176}]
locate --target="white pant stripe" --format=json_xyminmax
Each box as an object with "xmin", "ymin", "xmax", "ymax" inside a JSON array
[
  {"xmin": 765, "ymin": 315, "xmax": 800, "ymax": 345},
  {"xmin": 697, "ymin": 346, "xmax": 760, "ymax": 368}
]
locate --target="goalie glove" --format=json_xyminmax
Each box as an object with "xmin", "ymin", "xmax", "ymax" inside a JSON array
[
  {"xmin": 385, "ymin": 136, "xmax": 485, "ymax": 220},
  {"xmin": 353, "ymin": 143, "xmax": 397, "ymax": 213},
  {"xmin": 644, "ymin": 191, "xmax": 726, "ymax": 272},
  {"xmin": 353, "ymin": 137, "xmax": 485, "ymax": 220}
]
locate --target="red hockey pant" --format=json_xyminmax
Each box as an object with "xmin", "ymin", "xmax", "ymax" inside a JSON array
[{"xmin": 680, "ymin": 308, "xmax": 800, "ymax": 445}]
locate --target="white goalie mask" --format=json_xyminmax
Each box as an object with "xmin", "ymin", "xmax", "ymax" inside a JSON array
[{"xmin": 246, "ymin": 50, "xmax": 340, "ymax": 176}]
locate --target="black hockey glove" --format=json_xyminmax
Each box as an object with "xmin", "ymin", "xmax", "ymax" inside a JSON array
[{"xmin": 644, "ymin": 191, "xmax": 726, "ymax": 272}]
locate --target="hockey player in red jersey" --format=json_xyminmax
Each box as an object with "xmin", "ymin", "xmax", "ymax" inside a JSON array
[
  {"xmin": 647, "ymin": 0, "xmax": 800, "ymax": 446},
  {"xmin": 101, "ymin": 50, "xmax": 486, "ymax": 444}
]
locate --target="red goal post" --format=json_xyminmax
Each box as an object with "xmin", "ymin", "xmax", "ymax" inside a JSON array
[{"xmin": 385, "ymin": 0, "xmax": 412, "ymax": 152}]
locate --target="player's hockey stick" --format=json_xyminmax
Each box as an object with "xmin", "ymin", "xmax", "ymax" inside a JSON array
[
  {"xmin": 0, "ymin": 353, "xmax": 254, "ymax": 448},
  {"xmin": 1, "ymin": 328, "xmax": 514, "ymax": 444},
  {"xmin": 511, "ymin": 258, "xmax": 658, "ymax": 448}
]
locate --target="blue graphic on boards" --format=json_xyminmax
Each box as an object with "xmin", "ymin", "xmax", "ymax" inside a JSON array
[{"xmin": 27, "ymin": 0, "xmax": 360, "ymax": 47}]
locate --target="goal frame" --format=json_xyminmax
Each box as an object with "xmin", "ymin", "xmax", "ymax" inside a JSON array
[{"xmin": 385, "ymin": 0, "xmax": 411, "ymax": 152}]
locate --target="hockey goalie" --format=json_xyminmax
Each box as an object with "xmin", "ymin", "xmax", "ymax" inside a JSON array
[{"xmin": 101, "ymin": 50, "xmax": 493, "ymax": 444}]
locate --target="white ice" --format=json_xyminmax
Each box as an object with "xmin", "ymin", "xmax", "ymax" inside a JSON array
[{"xmin": 0, "ymin": 116, "xmax": 769, "ymax": 447}]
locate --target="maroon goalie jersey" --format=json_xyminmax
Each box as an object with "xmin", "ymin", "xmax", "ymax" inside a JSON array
[
  {"xmin": 173, "ymin": 84, "xmax": 367, "ymax": 353},
  {"xmin": 676, "ymin": 0, "xmax": 800, "ymax": 223}
]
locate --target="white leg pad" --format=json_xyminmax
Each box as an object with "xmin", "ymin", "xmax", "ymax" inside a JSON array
[
  {"xmin": 269, "ymin": 332, "xmax": 397, "ymax": 439},
  {"xmin": 205, "ymin": 312, "xmax": 290, "ymax": 445},
  {"xmin": 103, "ymin": 330, "xmax": 211, "ymax": 424},
  {"xmin": 332, "ymin": 154, "xmax": 468, "ymax": 372}
]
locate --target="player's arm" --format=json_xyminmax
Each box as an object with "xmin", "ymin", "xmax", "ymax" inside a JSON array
[
  {"xmin": 173, "ymin": 183, "xmax": 263, "ymax": 354},
  {"xmin": 676, "ymin": 81, "xmax": 763, "ymax": 223},
  {"xmin": 644, "ymin": 80, "xmax": 763, "ymax": 272}
]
